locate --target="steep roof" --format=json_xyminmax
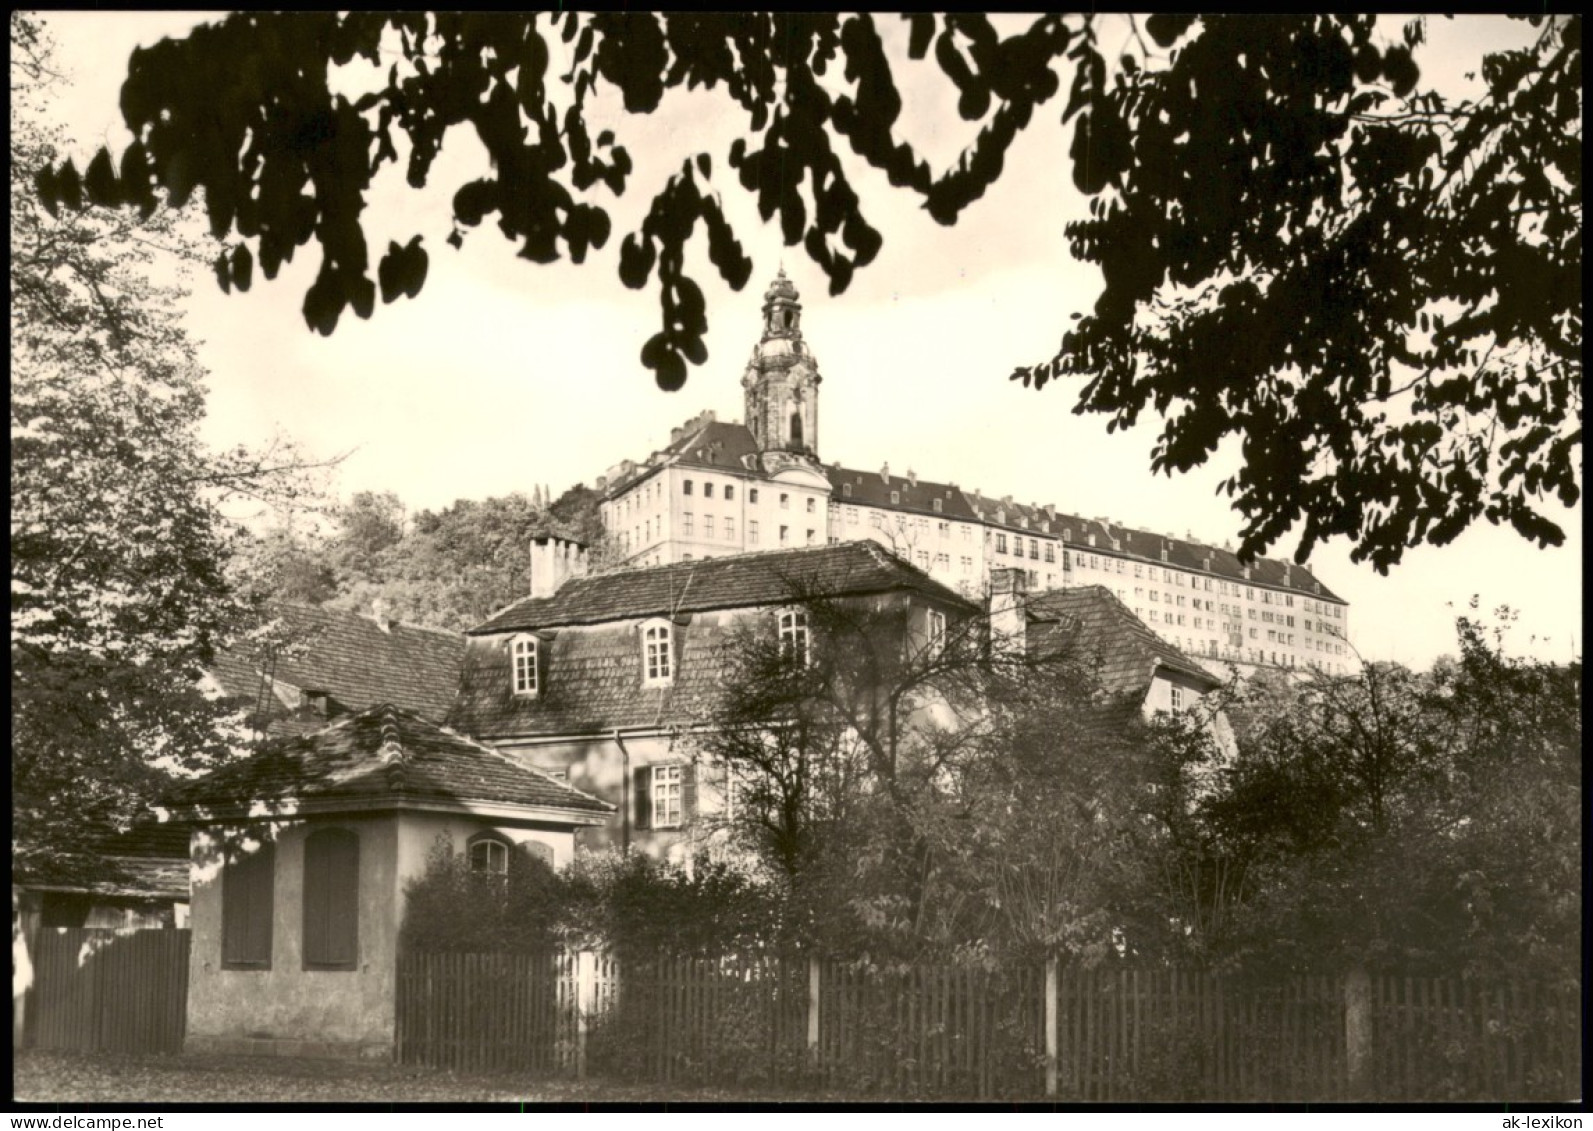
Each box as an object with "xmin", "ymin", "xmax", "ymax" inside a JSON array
[
  {"xmin": 166, "ymin": 703, "xmax": 612, "ymax": 820},
  {"xmin": 208, "ymin": 602, "xmax": 465, "ymax": 726},
  {"xmin": 471, "ymin": 542, "xmax": 974, "ymax": 635},
  {"xmin": 1024, "ymin": 585, "xmax": 1222, "ymax": 701}
]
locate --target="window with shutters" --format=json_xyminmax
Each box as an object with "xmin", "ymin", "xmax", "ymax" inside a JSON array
[
  {"xmin": 302, "ymin": 827, "xmax": 358, "ymax": 970},
  {"xmin": 221, "ymin": 838, "xmax": 274, "ymax": 969},
  {"xmin": 633, "ymin": 763, "xmax": 696, "ymax": 830}
]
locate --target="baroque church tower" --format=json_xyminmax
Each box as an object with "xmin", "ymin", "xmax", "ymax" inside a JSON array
[{"xmin": 742, "ymin": 269, "xmax": 821, "ymax": 463}]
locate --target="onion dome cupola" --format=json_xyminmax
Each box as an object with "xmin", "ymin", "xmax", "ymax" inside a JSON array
[{"xmin": 742, "ymin": 268, "xmax": 822, "ymax": 457}]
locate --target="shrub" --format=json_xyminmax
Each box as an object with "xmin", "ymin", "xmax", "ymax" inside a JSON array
[{"xmin": 400, "ymin": 834, "xmax": 567, "ymax": 953}]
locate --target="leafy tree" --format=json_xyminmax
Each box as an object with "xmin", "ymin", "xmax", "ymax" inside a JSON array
[
  {"xmin": 692, "ymin": 583, "xmax": 1170, "ymax": 962},
  {"xmin": 1149, "ymin": 608, "xmax": 1581, "ymax": 980},
  {"xmin": 41, "ymin": 13, "xmax": 1581, "ymax": 569},
  {"xmin": 10, "ymin": 12, "xmax": 325, "ymax": 882},
  {"xmin": 1019, "ymin": 14, "xmax": 1581, "ymax": 572}
]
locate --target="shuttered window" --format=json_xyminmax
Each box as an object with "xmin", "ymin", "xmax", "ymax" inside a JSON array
[
  {"xmin": 222, "ymin": 840, "xmax": 274, "ymax": 969},
  {"xmin": 303, "ymin": 827, "xmax": 359, "ymax": 970},
  {"xmin": 634, "ymin": 763, "xmax": 697, "ymax": 831}
]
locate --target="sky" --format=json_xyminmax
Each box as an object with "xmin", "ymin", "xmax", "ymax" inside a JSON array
[{"xmin": 29, "ymin": 12, "xmax": 1582, "ymax": 670}]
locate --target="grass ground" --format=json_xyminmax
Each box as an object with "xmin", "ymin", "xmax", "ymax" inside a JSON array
[{"xmin": 12, "ymin": 1049, "xmax": 850, "ymax": 1105}]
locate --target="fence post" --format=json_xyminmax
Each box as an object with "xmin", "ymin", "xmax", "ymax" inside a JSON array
[
  {"xmin": 576, "ymin": 949, "xmax": 594, "ymax": 1080},
  {"xmin": 1344, "ymin": 966, "xmax": 1372, "ymax": 1099},
  {"xmin": 1045, "ymin": 956, "xmax": 1058, "ymax": 1097},
  {"xmin": 807, "ymin": 956, "xmax": 821, "ymax": 1066}
]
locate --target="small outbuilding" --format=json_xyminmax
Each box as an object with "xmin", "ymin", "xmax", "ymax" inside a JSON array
[{"xmin": 163, "ymin": 702, "xmax": 611, "ymax": 1059}]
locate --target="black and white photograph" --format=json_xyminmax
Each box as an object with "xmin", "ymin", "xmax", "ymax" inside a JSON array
[{"xmin": 11, "ymin": 11, "xmax": 1582, "ymax": 1110}]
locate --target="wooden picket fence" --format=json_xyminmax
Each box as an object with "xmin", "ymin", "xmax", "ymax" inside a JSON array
[
  {"xmin": 26, "ymin": 928, "xmax": 190, "ymax": 1054},
  {"xmin": 394, "ymin": 950, "xmax": 576, "ymax": 1073},
  {"xmin": 394, "ymin": 949, "xmax": 1580, "ymax": 1101}
]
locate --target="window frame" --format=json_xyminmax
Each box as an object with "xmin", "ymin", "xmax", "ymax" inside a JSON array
[
  {"xmin": 510, "ymin": 635, "xmax": 539, "ymax": 697},
  {"xmin": 641, "ymin": 620, "xmax": 674, "ymax": 686},
  {"xmin": 467, "ymin": 832, "xmax": 512, "ymax": 877},
  {"xmin": 777, "ymin": 609, "xmax": 811, "ymax": 666},
  {"xmin": 652, "ymin": 763, "xmax": 685, "ymax": 829},
  {"xmin": 927, "ymin": 608, "xmax": 948, "ymax": 657}
]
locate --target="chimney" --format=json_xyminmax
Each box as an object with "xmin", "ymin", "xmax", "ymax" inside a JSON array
[
  {"xmin": 907, "ymin": 468, "xmax": 917, "ymax": 487},
  {"xmin": 530, "ymin": 533, "xmax": 589, "ymax": 598},
  {"xmin": 880, "ymin": 462, "xmax": 890, "ymax": 483},
  {"xmin": 371, "ymin": 598, "xmax": 392, "ymax": 633},
  {"xmin": 989, "ymin": 569, "xmax": 1028, "ymax": 653}
]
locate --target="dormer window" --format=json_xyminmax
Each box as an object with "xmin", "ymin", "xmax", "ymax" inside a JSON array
[
  {"xmin": 511, "ymin": 636, "xmax": 539, "ymax": 697},
  {"xmin": 642, "ymin": 621, "xmax": 673, "ymax": 685},
  {"xmin": 890, "ymin": 491, "xmax": 900, "ymax": 505},
  {"xmin": 1062, "ymin": 529, "xmax": 1072, "ymax": 542},
  {"xmin": 843, "ymin": 483, "xmax": 852, "ymax": 498},
  {"xmin": 778, "ymin": 610, "xmax": 811, "ymax": 665},
  {"xmin": 932, "ymin": 498, "xmax": 943, "ymax": 513}
]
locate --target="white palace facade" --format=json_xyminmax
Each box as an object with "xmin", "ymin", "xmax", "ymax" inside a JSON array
[{"xmin": 597, "ymin": 272, "xmax": 1353, "ymax": 675}]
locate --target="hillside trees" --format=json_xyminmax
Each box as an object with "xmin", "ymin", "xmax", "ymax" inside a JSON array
[
  {"xmin": 10, "ymin": 13, "xmax": 326, "ymax": 881},
  {"xmin": 235, "ymin": 482, "xmax": 609, "ymax": 631},
  {"xmin": 42, "ymin": 13, "xmax": 1581, "ymax": 569}
]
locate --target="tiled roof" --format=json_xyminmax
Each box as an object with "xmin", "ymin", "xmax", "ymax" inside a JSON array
[
  {"xmin": 19, "ymin": 818, "xmax": 192, "ymax": 900},
  {"xmin": 208, "ymin": 603, "xmax": 465, "ymax": 729},
  {"xmin": 450, "ymin": 613, "xmax": 741, "ymax": 738},
  {"xmin": 605, "ymin": 419, "xmax": 766, "ymax": 497},
  {"xmin": 1024, "ymin": 586, "xmax": 1222, "ymax": 701},
  {"xmin": 166, "ymin": 704, "xmax": 612, "ymax": 818},
  {"xmin": 471, "ymin": 542, "xmax": 974, "ymax": 635},
  {"xmin": 669, "ymin": 420, "xmax": 764, "ymax": 475},
  {"xmin": 826, "ymin": 464, "xmax": 981, "ymax": 521}
]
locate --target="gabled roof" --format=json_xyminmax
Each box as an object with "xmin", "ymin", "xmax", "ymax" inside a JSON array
[
  {"xmin": 1024, "ymin": 586, "xmax": 1222, "ymax": 701},
  {"xmin": 471, "ymin": 542, "xmax": 975, "ymax": 635},
  {"xmin": 166, "ymin": 704, "xmax": 612, "ymax": 820},
  {"xmin": 208, "ymin": 602, "xmax": 465, "ymax": 727}
]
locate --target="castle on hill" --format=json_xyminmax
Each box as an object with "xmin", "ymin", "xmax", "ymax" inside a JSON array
[{"xmin": 595, "ymin": 271, "xmax": 1352, "ymax": 675}]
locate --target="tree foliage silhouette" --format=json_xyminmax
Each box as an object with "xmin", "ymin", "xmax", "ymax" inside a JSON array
[{"xmin": 38, "ymin": 13, "xmax": 1581, "ymax": 569}]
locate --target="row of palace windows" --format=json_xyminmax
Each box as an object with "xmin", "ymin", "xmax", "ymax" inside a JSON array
[
  {"xmin": 512, "ymin": 612, "xmax": 814, "ymax": 697},
  {"xmin": 222, "ymin": 830, "xmax": 549, "ymax": 970}
]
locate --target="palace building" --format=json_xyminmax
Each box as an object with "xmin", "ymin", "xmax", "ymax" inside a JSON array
[{"xmin": 598, "ymin": 272, "xmax": 1352, "ymax": 675}]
